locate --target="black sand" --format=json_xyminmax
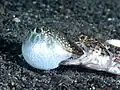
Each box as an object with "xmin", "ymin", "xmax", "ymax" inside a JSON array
[{"xmin": 0, "ymin": 0, "xmax": 120, "ymax": 90}]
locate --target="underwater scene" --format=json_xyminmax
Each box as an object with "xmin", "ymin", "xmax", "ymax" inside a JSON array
[{"xmin": 0, "ymin": 0, "xmax": 120, "ymax": 90}]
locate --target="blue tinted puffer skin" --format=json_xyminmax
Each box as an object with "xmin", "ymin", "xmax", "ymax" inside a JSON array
[{"xmin": 22, "ymin": 28, "xmax": 72, "ymax": 70}]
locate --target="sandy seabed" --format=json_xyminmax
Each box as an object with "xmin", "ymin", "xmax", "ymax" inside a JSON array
[{"xmin": 0, "ymin": 0, "xmax": 120, "ymax": 90}]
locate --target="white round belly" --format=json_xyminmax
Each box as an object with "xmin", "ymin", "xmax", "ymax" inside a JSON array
[{"xmin": 22, "ymin": 29, "xmax": 72, "ymax": 70}]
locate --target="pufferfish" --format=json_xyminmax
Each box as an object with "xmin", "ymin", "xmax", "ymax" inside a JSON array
[{"xmin": 22, "ymin": 27, "xmax": 74, "ymax": 70}]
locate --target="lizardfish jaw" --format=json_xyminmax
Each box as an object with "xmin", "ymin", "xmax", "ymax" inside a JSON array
[{"xmin": 60, "ymin": 49, "xmax": 120, "ymax": 75}]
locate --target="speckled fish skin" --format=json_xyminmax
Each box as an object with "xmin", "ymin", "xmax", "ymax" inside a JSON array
[
  {"xmin": 60, "ymin": 39, "xmax": 120, "ymax": 75},
  {"xmin": 22, "ymin": 28, "xmax": 72, "ymax": 70}
]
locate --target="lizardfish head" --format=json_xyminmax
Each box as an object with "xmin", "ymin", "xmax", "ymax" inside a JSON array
[{"xmin": 60, "ymin": 40, "xmax": 120, "ymax": 75}]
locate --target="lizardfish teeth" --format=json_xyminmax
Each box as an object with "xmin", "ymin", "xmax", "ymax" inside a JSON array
[
  {"xmin": 22, "ymin": 28, "xmax": 72, "ymax": 70},
  {"xmin": 106, "ymin": 39, "xmax": 120, "ymax": 47}
]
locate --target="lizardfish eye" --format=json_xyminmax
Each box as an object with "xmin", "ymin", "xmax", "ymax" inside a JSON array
[{"xmin": 22, "ymin": 27, "xmax": 72, "ymax": 70}]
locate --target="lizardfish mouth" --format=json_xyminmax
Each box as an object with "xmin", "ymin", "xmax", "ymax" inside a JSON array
[
  {"xmin": 59, "ymin": 58, "xmax": 81, "ymax": 66},
  {"xmin": 60, "ymin": 47, "xmax": 120, "ymax": 75}
]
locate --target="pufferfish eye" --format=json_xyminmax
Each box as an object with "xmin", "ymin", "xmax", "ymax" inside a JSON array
[{"xmin": 22, "ymin": 27, "xmax": 73, "ymax": 70}]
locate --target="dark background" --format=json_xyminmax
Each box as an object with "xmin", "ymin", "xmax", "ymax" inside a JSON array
[{"xmin": 0, "ymin": 0, "xmax": 120, "ymax": 90}]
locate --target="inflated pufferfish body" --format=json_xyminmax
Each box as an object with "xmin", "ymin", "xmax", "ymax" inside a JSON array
[{"xmin": 22, "ymin": 27, "xmax": 72, "ymax": 70}]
